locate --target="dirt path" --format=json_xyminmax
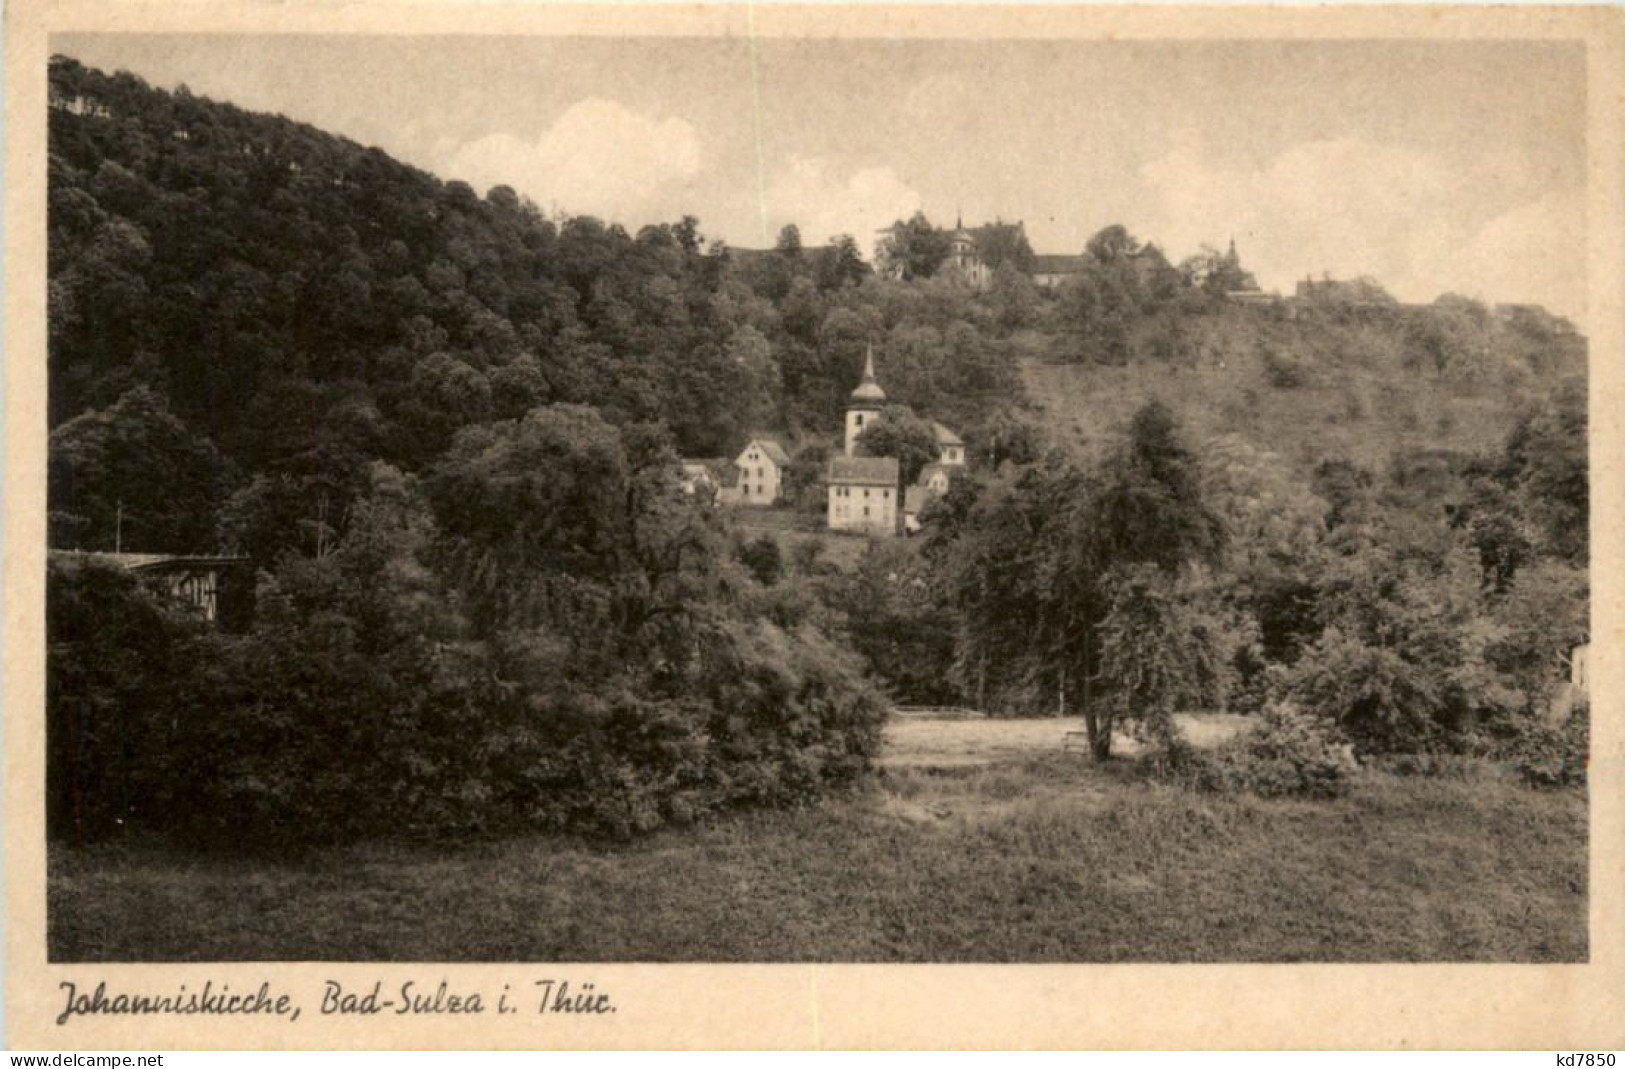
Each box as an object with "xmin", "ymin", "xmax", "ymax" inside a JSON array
[{"xmin": 881, "ymin": 713, "xmax": 1252, "ymax": 768}]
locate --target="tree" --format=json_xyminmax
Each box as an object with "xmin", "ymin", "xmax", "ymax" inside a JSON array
[
  {"xmin": 1095, "ymin": 565, "xmax": 1225, "ymax": 751},
  {"xmin": 774, "ymin": 223, "xmax": 803, "ymax": 258},
  {"xmin": 973, "ymin": 221, "xmax": 1035, "ymax": 273},
  {"xmin": 1094, "ymin": 401, "xmax": 1226, "ymax": 576},
  {"xmin": 817, "ymin": 234, "xmax": 869, "ymax": 290},
  {"xmin": 738, "ymin": 535, "xmax": 784, "ymax": 585},
  {"xmin": 1509, "ymin": 378, "xmax": 1587, "ymax": 564},
  {"xmin": 1085, "ymin": 224, "xmax": 1140, "ymax": 264},
  {"xmin": 855, "ymin": 405, "xmax": 940, "ymax": 486},
  {"xmin": 989, "ymin": 262, "xmax": 1040, "ymax": 331},
  {"xmin": 876, "ymin": 211, "xmax": 951, "ymax": 280},
  {"xmin": 48, "ymin": 386, "xmax": 227, "ymax": 553}
]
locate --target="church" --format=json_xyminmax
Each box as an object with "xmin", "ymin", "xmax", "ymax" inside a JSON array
[{"xmin": 827, "ymin": 348, "xmax": 964, "ymax": 537}]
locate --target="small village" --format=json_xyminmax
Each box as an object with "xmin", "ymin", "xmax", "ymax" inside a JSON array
[{"xmin": 681, "ymin": 345, "xmax": 965, "ymax": 538}]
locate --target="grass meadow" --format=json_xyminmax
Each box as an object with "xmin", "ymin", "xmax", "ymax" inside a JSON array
[{"xmin": 49, "ymin": 742, "xmax": 1586, "ymax": 963}]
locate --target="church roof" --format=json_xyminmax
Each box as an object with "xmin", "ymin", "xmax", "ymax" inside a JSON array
[
  {"xmin": 850, "ymin": 346, "xmax": 887, "ymax": 405},
  {"xmin": 930, "ymin": 421, "xmax": 963, "ymax": 446},
  {"xmin": 829, "ymin": 456, "xmax": 899, "ymax": 486}
]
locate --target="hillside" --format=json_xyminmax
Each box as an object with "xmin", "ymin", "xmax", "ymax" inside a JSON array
[{"xmin": 1015, "ymin": 298, "xmax": 1584, "ymax": 479}]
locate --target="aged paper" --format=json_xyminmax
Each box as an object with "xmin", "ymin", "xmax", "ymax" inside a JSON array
[{"xmin": 6, "ymin": 0, "xmax": 1624, "ymax": 1050}]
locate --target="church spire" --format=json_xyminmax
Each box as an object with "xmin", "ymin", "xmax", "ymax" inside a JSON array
[{"xmin": 849, "ymin": 343, "xmax": 887, "ymax": 406}]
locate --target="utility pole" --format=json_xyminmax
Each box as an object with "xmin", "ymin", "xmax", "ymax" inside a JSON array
[{"xmin": 115, "ymin": 500, "xmax": 123, "ymax": 554}]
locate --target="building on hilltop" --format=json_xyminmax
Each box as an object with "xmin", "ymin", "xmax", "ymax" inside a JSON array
[
  {"xmin": 942, "ymin": 218, "xmax": 993, "ymax": 289},
  {"xmin": 828, "ymin": 456, "xmax": 900, "ymax": 536},
  {"xmin": 1031, "ymin": 254, "xmax": 1090, "ymax": 289},
  {"xmin": 874, "ymin": 217, "xmax": 1031, "ymax": 290}
]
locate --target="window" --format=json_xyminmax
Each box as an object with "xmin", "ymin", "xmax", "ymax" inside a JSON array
[
  {"xmin": 863, "ymin": 488, "xmax": 870, "ymax": 498},
  {"xmin": 883, "ymin": 489, "xmax": 889, "ymax": 499},
  {"xmin": 863, "ymin": 506, "xmax": 870, "ymax": 517},
  {"xmin": 855, "ymin": 414, "xmax": 864, "ymax": 426}
]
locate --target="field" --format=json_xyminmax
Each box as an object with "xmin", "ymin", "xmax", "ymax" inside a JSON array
[{"xmin": 48, "ymin": 717, "xmax": 1586, "ymax": 963}]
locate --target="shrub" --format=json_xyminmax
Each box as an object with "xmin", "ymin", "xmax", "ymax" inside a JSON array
[
  {"xmin": 1261, "ymin": 345, "xmax": 1308, "ymax": 389},
  {"xmin": 1184, "ymin": 702, "xmax": 1360, "ymax": 799},
  {"xmin": 1496, "ymin": 704, "xmax": 1589, "ymax": 789}
]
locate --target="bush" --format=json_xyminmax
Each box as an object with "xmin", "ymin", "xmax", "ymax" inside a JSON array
[
  {"xmin": 1261, "ymin": 345, "xmax": 1308, "ymax": 389},
  {"xmin": 47, "ymin": 468, "xmax": 888, "ymax": 849},
  {"xmin": 1496, "ymin": 705, "xmax": 1588, "ymax": 789},
  {"xmin": 1182, "ymin": 703, "xmax": 1360, "ymax": 799}
]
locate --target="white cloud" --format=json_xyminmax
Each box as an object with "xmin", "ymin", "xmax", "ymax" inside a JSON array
[
  {"xmin": 445, "ymin": 99, "xmax": 701, "ymax": 223},
  {"xmin": 761, "ymin": 157, "xmax": 922, "ymax": 254},
  {"xmin": 1136, "ymin": 137, "xmax": 1584, "ymax": 320},
  {"xmin": 1406, "ymin": 192, "xmax": 1585, "ymax": 323}
]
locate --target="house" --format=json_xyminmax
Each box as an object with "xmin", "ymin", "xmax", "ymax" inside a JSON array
[
  {"xmin": 828, "ymin": 456, "xmax": 900, "ymax": 536},
  {"xmin": 1031, "ymin": 254, "xmax": 1090, "ymax": 289},
  {"xmin": 733, "ymin": 438, "xmax": 790, "ymax": 506},
  {"xmin": 50, "ymin": 550, "xmax": 251, "ymax": 626},
  {"xmin": 931, "ymin": 423, "xmax": 966, "ymax": 467}
]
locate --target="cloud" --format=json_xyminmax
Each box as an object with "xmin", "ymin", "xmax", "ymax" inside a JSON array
[
  {"xmin": 761, "ymin": 157, "xmax": 922, "ymax": 254},
  {"xmin": 1406, "ymin": 192, "xmax": 1585, "ymax": 323},
  {"xmin": 445, "ymin": 99, "xmax": 701, "ymax": 223},
  {"xmin": 1135, "ymin": 136, "xmax": 1584, "ymax": 320}
]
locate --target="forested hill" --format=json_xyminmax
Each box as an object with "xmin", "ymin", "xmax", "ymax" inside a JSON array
[{"xmin": 47, "ymin": 55, "xmax": 1031, "ymax": 556}]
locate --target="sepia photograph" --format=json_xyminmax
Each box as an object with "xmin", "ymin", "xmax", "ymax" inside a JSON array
[
  {"xmin": 38, "ymin": 26, "xmax": 1595, "ymax": 965},
  {"xmin": 8, "ymin": 1, "xmax": 1624, "ymax": 1050}
]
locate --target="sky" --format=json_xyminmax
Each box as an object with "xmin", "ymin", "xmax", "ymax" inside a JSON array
[{"xmin": 55, "ymin": 34, "xmax": 1587, "ymax": 320}]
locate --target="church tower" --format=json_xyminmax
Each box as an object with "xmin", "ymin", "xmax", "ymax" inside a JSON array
[{"xmin": 844, "ymin": 345, "xmax": 887, "ymax": 457}]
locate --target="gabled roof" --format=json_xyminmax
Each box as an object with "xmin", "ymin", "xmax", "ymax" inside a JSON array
[
  {"xmin": 829, "ymin": 456, "xmax": 899, "ymax": 486},
  {"xmin": 919, "ymin": 462, "xmax": 952, "ymax": 483},
  {"xmin": 739, "ymin": 438, "xmax": 791, "ymax": 467},
  {"xmin": 1031, "ymin": 254, "xmax": 1089, "ymax": 276},
  {"xmin": 930, "ymin": 421, "xmax": 963, "ymax": 446}
]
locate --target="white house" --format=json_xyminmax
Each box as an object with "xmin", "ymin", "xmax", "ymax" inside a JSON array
[
  {"xmin": 828, "ymin": 456, "xmax": 900, "ymax": 536},
  {"xmin": 734, "ymin": 438, "xmax": 790, "ymax": 506}
]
